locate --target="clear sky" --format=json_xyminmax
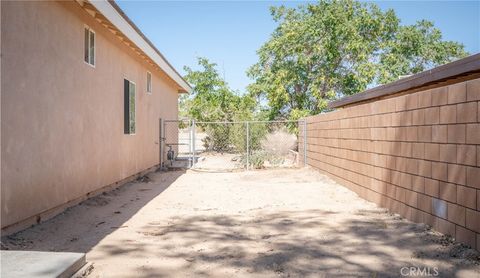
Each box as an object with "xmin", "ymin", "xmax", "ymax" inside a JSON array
[{"xmin": 116, "ymin": 1, "xmax": 480, "ymax": 93}]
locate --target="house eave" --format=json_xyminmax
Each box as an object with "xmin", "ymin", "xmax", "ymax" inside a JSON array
[{"xmin": 81, "ymin": 0, "xmax": 192, "ymax": 93}]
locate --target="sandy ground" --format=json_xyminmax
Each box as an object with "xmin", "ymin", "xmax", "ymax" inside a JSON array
[
  {"xmin": 2, "ymin": 168, "xmax": 480, "ymax": 277},
  {"xmin": 194, "ymin": 153, "xmax": 243, "ymax": 170}
]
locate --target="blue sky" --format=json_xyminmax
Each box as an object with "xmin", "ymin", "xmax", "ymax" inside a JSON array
[{"xmin": 117, "ymin": 1, "xmax": 480, "ymax": 92}]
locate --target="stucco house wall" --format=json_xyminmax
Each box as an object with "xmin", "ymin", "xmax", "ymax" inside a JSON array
[{"xmin": 1, "ymin": 1, "xmax": 182, "ymax": 231}]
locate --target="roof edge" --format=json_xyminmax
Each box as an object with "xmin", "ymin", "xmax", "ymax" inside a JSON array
[
  {"xmin": 88, "ymin": 0, "xmax": 192, "ymax": 93},
  {"xmin": 329, "ymin": 53, "xmax": 480, "ymax": 109}
]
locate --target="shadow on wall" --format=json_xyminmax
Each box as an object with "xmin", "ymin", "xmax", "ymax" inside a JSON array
[
  {"xmin": 382, "ymin": 92, "xmax": 471, "ymax": 243},
  {"xmin": 0, "ymin": 170, "xmax": 185, "ymax": 254}
]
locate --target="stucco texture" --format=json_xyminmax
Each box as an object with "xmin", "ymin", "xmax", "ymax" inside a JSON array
[{"xmin": 1, "ymin": 1, "xmax": 180, "ymax": 229}]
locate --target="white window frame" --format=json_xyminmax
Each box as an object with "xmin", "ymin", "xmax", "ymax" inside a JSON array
[
  {"xmin": 146, "ymin": 71, "xmax": 152, "ymax": 94},
  {"xmin": 84, "ymin": 25, "xmax": 95, "ymax": 67}
]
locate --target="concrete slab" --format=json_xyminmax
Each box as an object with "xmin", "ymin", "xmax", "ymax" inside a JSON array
[{"xmin": 1, "ymin": 250, "xmax": 86, "ymax": 278}]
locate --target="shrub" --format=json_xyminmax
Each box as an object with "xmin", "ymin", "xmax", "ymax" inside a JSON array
[
  {"xmin": 202, "ymin": 122, "xmax": 269, "ymax": 154},
  {"xmin": 240, "ymin": 150, "xmax": 268, "ymax": 169},
  {"xmin": 240, "ymin": 150, "xmax": 287, "ymax": 169},
  {"xmin": 202, "ymin": 124, "xmax": 232, "ymax": 152},
  {"xmin": 260, "ymin": 128, "xmax": 297, "ymax": 155}
]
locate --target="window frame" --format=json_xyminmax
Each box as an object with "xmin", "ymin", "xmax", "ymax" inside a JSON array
[
  {"xmin": 84, "ymin": 25, "xmax": 95, "ymax": 67},
  {"xmin": 124, "ymin": 79, "xmax": 136, "ymax": 135},
  {"xmin": 146, "ymin": 71, "xmax": 152, "ymax": 94}
]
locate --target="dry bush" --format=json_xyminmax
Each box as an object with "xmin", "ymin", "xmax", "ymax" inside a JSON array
[{"xmin": 260, "ymin": 129, "xmax": 297, "ymax": 155}]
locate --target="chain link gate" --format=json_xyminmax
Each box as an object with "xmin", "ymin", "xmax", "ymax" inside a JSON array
[
  {"xmin": 161, "ymin": 119, "xmax": 307, "ymax": 171},
  {"xmin": 162, "ymin": 119, "xmax": 194, "ymax": 169}
]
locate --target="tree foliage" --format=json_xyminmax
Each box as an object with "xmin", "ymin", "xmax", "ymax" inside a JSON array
[
  {"xmin": 247, "ymin": 0, "xmax": 468, "ymax": 119},
  {"xmin": 181, "ymin": 57, "xmax": 258, "ymax": 151},
  {"xmin": 181, "ymin": 57, "xmax": 255, "ymax": 122}
]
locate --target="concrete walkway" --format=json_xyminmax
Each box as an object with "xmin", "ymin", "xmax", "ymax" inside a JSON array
[
  {"xmin": 0, "ymin": 250, "xmax": 85, "ymax": 278},
  {"xmin": 1, "ymin": 168, "xmax": 479, "ymax": 277}
]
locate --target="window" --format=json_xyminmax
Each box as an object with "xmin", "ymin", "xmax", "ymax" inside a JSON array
[
  {"xmin": 84, "ymin": 27, "xmax": 95, "ymax": 66},
  {"xmin": 124, "ymin": 79, "xmax": 136, "ymax": 134},
  {"xmin": 146, "ymin": 71, "xmax": 152, "ymax": 93}
]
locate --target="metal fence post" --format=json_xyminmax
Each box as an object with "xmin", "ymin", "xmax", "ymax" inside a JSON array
[
  {"xmin": 303, "ymin": 119, "xmax": 307, "ymax": 167},
  {"xmin": 160, "ymin": 118, "xmax": 164, "ymax": 168},
  {"xmin": 246, "ymin": 121, "xmax": 250, "ymax": 171},
  {"xmin": 192, "ymin": 119, "xmax": 196, "ymax": 168},
  {"xmin": 187, "ymin": 120, "xmax": 192, "ymax": 168}
]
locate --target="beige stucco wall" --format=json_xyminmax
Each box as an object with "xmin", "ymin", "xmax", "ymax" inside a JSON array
[{"xmin": 1, "ymin": 1, "xmax": 180, "ymax": 229}]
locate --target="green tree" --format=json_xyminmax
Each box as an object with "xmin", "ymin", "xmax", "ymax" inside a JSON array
[
  {"xmin": 182, "ymin": 57, "xmax": 257, "ymax": 151},
  {"xmin": 247, "ymin": 0, "xmax": 468, "ymax": 119},
  {"xmin": 182, "ymin": 57, "xmax": 242, "ymax": 122},
  {"xmin": 377, "ymin": 20, "xmax": 468, "ymax": 84}
]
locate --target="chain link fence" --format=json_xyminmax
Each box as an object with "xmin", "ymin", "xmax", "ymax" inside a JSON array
[
  {"xmin": 194, "ymin": 121, "xmax": 246, "ymax": 171},
  {"xmin": 161, "ymin": 119, "xmax": 306, "ymax": 171},
  {"xmin": 162, "ymin": 119, "xmax": 193, "ymax": 168}
]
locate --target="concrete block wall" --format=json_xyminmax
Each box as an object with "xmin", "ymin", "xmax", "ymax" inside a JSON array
[{"xmin": 300, "ymin": 78, "xmax": 480, "ymax": 251}]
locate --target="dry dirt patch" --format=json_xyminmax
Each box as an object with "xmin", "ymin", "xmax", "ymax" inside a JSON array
[{"xmin": 2, "ymin": 168, "xmax": 479, "ymax": 277}]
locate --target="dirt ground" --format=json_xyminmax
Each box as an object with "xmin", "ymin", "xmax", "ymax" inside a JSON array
[{"xmin": 2, "ymin": 168, "xmax": 480, "ymax": 277}]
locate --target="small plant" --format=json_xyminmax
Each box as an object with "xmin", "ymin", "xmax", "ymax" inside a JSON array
[
  {"xmin": 240, "ymin": 150, "xmax": 269, "ymax": 169},
  {"xmin": 240, "ymin": 150, "xmax": 288, "ymax": 169},
  {"xmin": 249, "ymin": 151, "xmax": 268, "ymax": 169},
  {"xmin": 267, "ymin": 154, "xmax": 284, "ymax": 167}
]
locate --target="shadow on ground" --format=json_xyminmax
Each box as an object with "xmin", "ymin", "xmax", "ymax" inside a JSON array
[
  {"xmin": 1, "ymin": 168, "xmax": 479, "ymax": 277},
  {"xmin": 109, "ymin": 209, "xmax": 478, "ymax": 277},
  {"xmin": 1, "ymin": 170, "xmax": 185, "ymax": 254}
]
